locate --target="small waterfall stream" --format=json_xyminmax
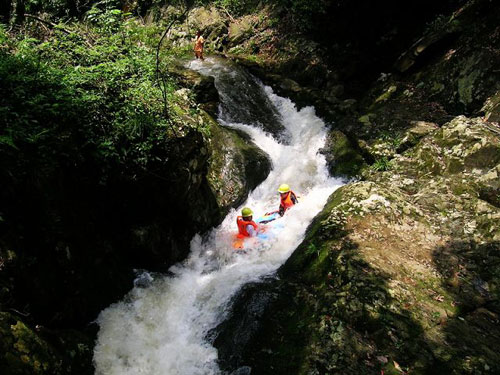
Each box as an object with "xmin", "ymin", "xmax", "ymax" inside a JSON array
[{"xmin": 93, "ymin": 57, "xmax": 344, "ymax": 375}]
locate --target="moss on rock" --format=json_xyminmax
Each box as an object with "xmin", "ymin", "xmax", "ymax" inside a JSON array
[
  {"xmin": 202, "ymin": 109, "xmax": 271, "ymax": 213},
  {"xmin": 0, "ymin": 312, "xmax": 93, "ymax": 375},
  {"xmin": 320, "ymin": 130, "xmax": 367, "ymax": 179}
]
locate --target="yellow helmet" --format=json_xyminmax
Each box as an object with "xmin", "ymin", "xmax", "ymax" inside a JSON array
[
  {"xmin": 241, "ymin": 207, "xmax": 253, "ymax": 217},
  {"xmin": 278, "ymin": 184, "xmax": 290, "ymax": 193}
]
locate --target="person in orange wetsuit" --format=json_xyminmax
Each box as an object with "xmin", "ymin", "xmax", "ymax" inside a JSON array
[
  {"xmin": 277, "ymin": 183, "xmax": 298, "ymax": 216},
  {"xmin": 194, "ymin": 30, "xmax": 205, "ymax": 60},
  {"xmin": 236, "ymin": 207, "xmax": 259, "ymax": 238}
]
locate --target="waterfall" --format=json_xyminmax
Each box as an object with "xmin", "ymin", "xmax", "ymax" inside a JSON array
[{"xmin": 93, "ymin": 57, "xmax": 343, "ymax": 375}]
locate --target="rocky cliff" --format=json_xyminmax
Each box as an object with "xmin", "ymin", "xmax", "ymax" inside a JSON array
[{"xmin": 216, "ymin": 115, "xmax": 500, "ymax": 374}]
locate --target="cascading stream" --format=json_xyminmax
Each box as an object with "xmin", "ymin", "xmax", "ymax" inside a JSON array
[{"xmin": 93, "ymin": 57, "xmax": 344, "ymax": 375}]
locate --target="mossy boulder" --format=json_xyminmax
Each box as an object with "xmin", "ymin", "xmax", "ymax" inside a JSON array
[
  {"xmin": 0, "ymin": 312, "xmax": 93, "ymax": 375},
  {"xmin": 169, "ymin": 64, "xmax": 220, "ymax": 116},
  {"xmin": 189, "ymin": 6, "xmax": 230, "ymax": 53},
  {"xmin": 189, "ymin": 6, "xmax": 227, "ymax": 35},
  {"xmin": 396, "ymin": 121, "xmax": 439, "ymax": 153},
  {"xmin": 408, "ymin": 116, "xmax": 500, "ymax": 177},
  {"xmin": 153, "ymin": 6, "xmax": 229, "ymax": 53},
  {"xmin": 478, "ymin": 164, "xmax": 500, "ymax": 208},
  {"xmin": 202, "ymin": 110, "xmax": 271, "ymax": 214},
  {"xmin": 228, "ymin": 15, "xmax": 256, "ymax": 46},
  {"xmin": 483, "ymin": 91, "xmax": 500, "ymax": 123},
  {"xmin": 320, "ymin": 130, "xmax": 366, "ymax": 179}
]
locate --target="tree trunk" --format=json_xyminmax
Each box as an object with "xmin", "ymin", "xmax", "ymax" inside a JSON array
[
  {"xmin": 67, "ymin": 0, "xmax": 78, "ymax": 18},
  {"xmin": 11, "ymin": 0, "xmax": 25, "ymax": 24}
]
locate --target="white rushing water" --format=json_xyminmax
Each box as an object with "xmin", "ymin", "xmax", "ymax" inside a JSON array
[{"xmin": 93, "ymin": 57, "xmax": 343, "ymax": 375}]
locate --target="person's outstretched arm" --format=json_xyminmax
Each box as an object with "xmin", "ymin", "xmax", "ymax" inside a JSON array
[{"xmin": 247, "ymin": 224, "xmax": 257, "ymax": 237}]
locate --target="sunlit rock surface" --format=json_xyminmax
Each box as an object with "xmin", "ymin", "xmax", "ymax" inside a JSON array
[{"xmin": 216, "ymin": 115, "xmax": 500, "ymax": 375}]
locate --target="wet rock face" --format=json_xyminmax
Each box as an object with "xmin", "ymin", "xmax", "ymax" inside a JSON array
[
  {"xmin": 320, "ymin": 130, "xmax": 366, "ymax": 179},
  {"xmin": 203, "ymin": 110, "xmax": 271, "ymax": 215},
  {"xmin": 170, "ymin": 65, "xmax": 220, "ymax": 116},
  {"xmin": 209, "ymin": 58, "xmax": 289, "ymax": 142},
  {"xmin": 213, "ymin": 282, "xmax": 280, "ymax": 371}
]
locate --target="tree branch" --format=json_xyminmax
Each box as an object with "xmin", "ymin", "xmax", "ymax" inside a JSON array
[
  {"xmin": 24, "ymin": 14, "xmax": 70, "ymax": 34},
  {"xmin": 155, "ymin": 2, "xmax": 193, "ymax": 137},
  {"xmin": 155, "ymin": 6, "xmax": 191, "ymax": 83}
]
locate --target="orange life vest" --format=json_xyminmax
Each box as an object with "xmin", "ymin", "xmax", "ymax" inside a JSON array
[
  {"xmin": 194, "ymin": 36, "xmax": 204, "ymax": 52},
  {"xmin": 236, "ymin": 216, "xmax": 258, "ymax": 238},
  {"xmin": 280, "ymin": 191, "xmax": 297, "ymax": 211}
]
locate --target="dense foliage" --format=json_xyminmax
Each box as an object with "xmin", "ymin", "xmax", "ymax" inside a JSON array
[
  {"xmin": 0, "ymin": 12, "xmax": 191, "ymax": 186},
  {"xmin": 2, "ymin": 0, "xmax": 329, "ymax": 24}
]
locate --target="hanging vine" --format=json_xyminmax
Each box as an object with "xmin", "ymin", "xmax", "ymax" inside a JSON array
[{"xmin": 155, "ymin": 0, "xmax": 194, "ymax": 136}]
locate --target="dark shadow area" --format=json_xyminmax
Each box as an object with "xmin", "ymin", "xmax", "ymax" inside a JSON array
[
  {"xmin": 403, "ymin": 33, "xmax": 461, "ymax": 75},
  {"xmin": 432, "ymin": 240, "xmax": 500, "ymax": 373},
  {"xmin": 306, "ymin": 0, "xmax": 467, "ymax": 96},
  {"xmin": 0, "ymin": 2, "xmax": 11, "ymax": 23}
]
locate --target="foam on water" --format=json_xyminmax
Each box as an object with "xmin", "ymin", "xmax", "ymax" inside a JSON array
[{"xmin": 93, "ymin": 57, "xmax": 343, "ymax": 375}]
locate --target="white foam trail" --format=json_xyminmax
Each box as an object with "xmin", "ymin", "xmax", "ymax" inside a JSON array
[{"xmin": 93, "ymin": 57, "xmax": 343, "ymax": 375}]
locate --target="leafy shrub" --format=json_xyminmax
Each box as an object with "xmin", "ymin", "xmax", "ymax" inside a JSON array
[{"xmin": 86, "ymin": 0, "xmax": 129, "ymax": 33}]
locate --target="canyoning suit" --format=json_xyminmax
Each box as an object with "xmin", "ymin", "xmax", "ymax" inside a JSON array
[
  {"xmin": 194, "ymin": 35, "xmax": 205, "ymax": 59},
  {"xmin": 236, "ymin": 216, "xmax": 259, "ymax": 238},
  {"xmin": 278, "ymin": 191, "xmax": 298, "ymax": 216}
]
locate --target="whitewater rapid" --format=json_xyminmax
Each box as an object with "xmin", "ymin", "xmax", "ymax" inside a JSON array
[{"xmin": 93, "ymin": 57, "xmax": 343, "ymax": 375}]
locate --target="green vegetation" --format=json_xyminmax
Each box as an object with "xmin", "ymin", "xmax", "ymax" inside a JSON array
[
  {"xmin": 371, "ymin": 157, "xmax": 391, "ymax": 171},
  {"xmin": 379, "ymin": 130, "xmax": 402, "ymax": 149},
  {"xmin": 0, "ymin": 8, "xmax": 212, "ymax": 187}
]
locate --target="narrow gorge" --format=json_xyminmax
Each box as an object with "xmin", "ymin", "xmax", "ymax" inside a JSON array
[{"xmin": 1, "ymin": 1, "xmax": 499, "ymax": 374}]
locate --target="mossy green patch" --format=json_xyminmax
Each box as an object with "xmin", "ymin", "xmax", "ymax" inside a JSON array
[{"xmin": 322, "ymin": 130, "xmax": 367, "ymax": 179}]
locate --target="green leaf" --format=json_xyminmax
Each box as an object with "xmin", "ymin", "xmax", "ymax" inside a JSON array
[{"xmin": 0, "ymin": 135, "xmax": 18, "ymax": 150}]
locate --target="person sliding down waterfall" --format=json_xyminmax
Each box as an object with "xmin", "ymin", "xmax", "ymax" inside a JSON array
[
  {"xmin": 267, "ymin": 184, "xmax": 299, "ymax": 217},
  {"xmin": 233, "ymin": 207, "xmax": 267, "ymax": 250},
  {"xmin": 236, "ymin": 207, "xmax": 260, "ymax": 238}
]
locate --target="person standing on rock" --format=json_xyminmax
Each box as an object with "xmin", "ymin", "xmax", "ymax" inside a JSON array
[{"xmin": 194, "ymin": 30, "xmax": 205, "ymax": 60}]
